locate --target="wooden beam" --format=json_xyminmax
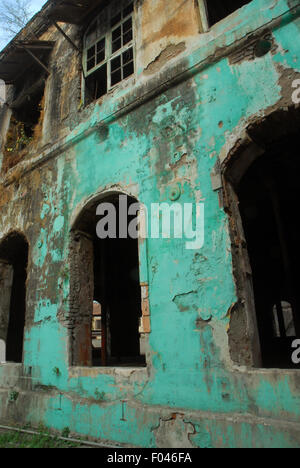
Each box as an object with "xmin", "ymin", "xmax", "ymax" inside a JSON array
[
  {"xmin": 52, "ymin": 21, "xmax": 80, "ymax": 52},
  {"xmin": 21, "ymin": 46, "xmax": 50, "ymax": 75}
]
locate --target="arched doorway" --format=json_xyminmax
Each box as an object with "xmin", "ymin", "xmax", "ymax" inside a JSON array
[
  {"xmin": 0, "ymin": 232, "xmax": 28, "ymax": 363},
  {"xmin": 223, "ymin": 111, "xmax": 300, "ymax": 368},
  {"xmin": 69, "ymin": 193, "xmax": 146, "ymax": 367},
  {"xmin": 236, "ymin": 136, "xmax": 300, "ymax": 367}
]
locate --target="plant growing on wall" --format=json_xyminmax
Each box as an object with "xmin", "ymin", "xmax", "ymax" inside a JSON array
[{"xmin": 5, "ymin": 118, "xmax": 33, "ymax": 154}]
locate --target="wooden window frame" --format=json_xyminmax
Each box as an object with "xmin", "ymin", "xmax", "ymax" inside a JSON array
[{"xmin": 82, "ymin": 0, "xmax": 135, "ymax": 103}]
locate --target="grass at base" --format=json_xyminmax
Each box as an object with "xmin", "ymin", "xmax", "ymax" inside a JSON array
[{"xmin": 0, "ymin": 430, "xmax": 82, "ymax": 448}]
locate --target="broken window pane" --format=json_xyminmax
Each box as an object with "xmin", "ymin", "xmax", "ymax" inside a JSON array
[{"xmin": 85, "ymin": 63, "xmax": 107, "ymax": 104}]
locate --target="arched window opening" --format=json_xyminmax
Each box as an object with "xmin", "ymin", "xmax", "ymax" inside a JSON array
[
  {"xmin": 0, "ymin": 232, "xmax": 28, "ymax": 363},
  {"xmin": 234, "ymin": 134, "xmax": 300, "ymax": 368},
  {"xmin": 204, "ymin": 0, "xmax": 252, "ymax": 27},
  {"xmin": 70, "ymin": 194, "xmax": 147, "ymax": 368}
]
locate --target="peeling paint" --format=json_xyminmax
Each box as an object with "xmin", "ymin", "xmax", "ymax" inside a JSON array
[{"xmin": 0, "ymin": 0, "xmax": 300, "ymax": 449}]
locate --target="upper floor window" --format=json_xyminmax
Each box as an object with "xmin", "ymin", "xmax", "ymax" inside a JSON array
[
  {"xmin": 204, "ymin": 0, "xmax": 252, "ymax": 27},
  {"xmin": 83, "ymin": 0, "xmax": 135, "ymax": 105}
]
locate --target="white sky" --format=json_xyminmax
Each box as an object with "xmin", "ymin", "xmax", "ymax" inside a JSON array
[{"xmin": 0, "ymin": 0, "xmax": 48, "ymax": 50}]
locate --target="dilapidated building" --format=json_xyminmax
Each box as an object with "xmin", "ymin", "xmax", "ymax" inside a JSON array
[{"xmin": 0, "ymin": 0, "xmax": 300, "ymax": 448}]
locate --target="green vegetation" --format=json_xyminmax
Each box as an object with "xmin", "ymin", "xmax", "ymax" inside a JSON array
[
  {"xmin": 9, "ymin": 391, "xmax": 19, "ymax": 402},
  {"xmin": 61, "ymin": 427, "xmax": 70, "ymax": 438},
  {"xmin": 5, "ymin": 119, "xmax": 33, "ymax": 153},
  {"xmin": 0, "ymin": 429, "xmax": 81, "ymax": 448}
]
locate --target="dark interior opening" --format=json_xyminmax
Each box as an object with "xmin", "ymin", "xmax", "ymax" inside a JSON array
[
  {"xmin": 11, "ymin": 62, "xmax": 47, "ymax": 139},
  {"xmin": 13, "ymin": 84, "xmax": 45, "ymax": 139},
  {"xmin": 85, "ymin": 63, "xmax": 107, "ymax": 105},
  {"xmin": 2, "ymin": 69, "xmax": 46, "ymax": 173},
  {"xmin": 3, "ymin": 81, "xmax": 45, "ymax": 173},
  {"xmin": 205, "ymin": 0, "xmax": 252, "ymax": 27},
  {"xmin": 237, "ymin": 133, "xmax": 300, "ymax": 368},
  {"xmin": 0, "ymin": 232, "xmax": 28, "ymax": 363},
  {"xmin": 75, "ymin": 194, "xmax": 146, "ymax": 367}
]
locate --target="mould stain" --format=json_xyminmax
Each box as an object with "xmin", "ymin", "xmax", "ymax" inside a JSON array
[{"xmin": 0, "ymin": 0, "xmax": 300, "ymax": 449}]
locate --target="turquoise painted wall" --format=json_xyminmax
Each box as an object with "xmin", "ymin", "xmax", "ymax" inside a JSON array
[{"xmin": 1, "ymin": 0, "xmax": 300, "ymax": 448}]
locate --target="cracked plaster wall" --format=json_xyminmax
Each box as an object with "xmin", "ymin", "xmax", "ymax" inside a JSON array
[{"xmin": 0, "ymin": 0, "xmax": 300, "ymax": 448}]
